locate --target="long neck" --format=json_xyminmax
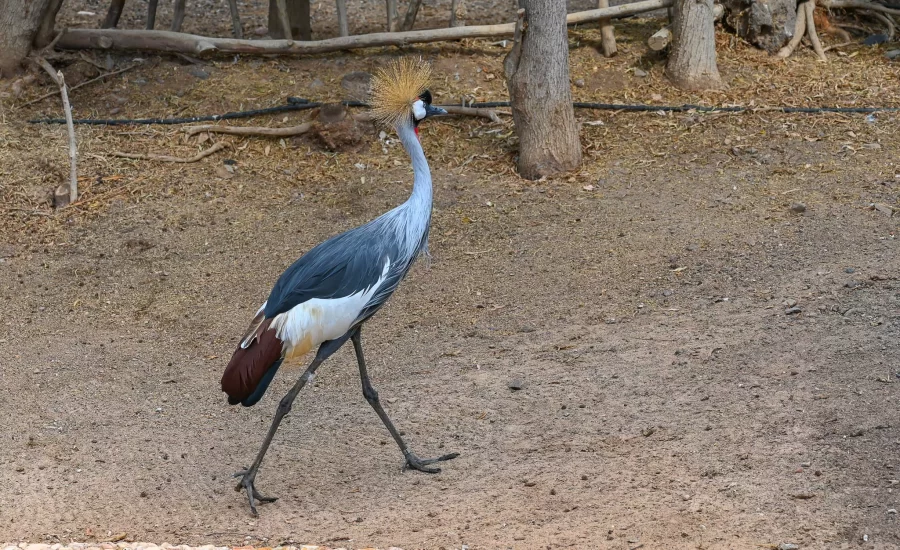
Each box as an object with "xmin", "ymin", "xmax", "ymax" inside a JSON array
[{"xmin": 396, "ymin": 121, "xmax": 433, "ymax": 209}]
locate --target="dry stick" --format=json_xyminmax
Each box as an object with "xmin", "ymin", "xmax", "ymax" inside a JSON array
[
  {"xmin": 21, "ymin": 63, "xmax": 139, "ymax": 107},
  {"xmin": 441, "ymin": 105, "xmax": 504, "ymax": 122},
  {"xmin": 777, "ymin": 5, "xmax": 808, "ymax": 58},
  {"xmin": 172, "ymin": 0, "xmax": 186, "ymax": 32},
  {"xmin": 31, "ymin": 57, "xmax": 79, "ymax": 203},
  {"xmin": 274, "ymin": 0, "xmax": 293, "ymax": 39},
  {"xmin": 227, "ymin": 0, "xmax": 243, "ymax": 38},
  {"xmin": 335, "ymin": 0, "xmax": 349, "ymax": 37},
  {"xmin": 597, "ymin": 0, "xmax": 617, "ymax": 57},
  {"xmin": 111, "ymin": 141, "xmax": 227, "ymax": 162},
  {"xmin": 823, "ymin": 39, "xmax": 854, "ymax": 50},
  {"xmin": 804, "ymin": 1, "xmax": 828, "ymax": 61},
  {"xmin": 183, "ymin": 122, "xmax": 312, "ymax": 137},
  {"xmin": 57, "ymin": 0, "xmax": 674, "ymax": 55}
]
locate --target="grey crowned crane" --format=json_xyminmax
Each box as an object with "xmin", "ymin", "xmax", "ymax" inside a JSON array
[{"xmin": 220, "ymin": 58, "xmax": 458, "ymax": 516}]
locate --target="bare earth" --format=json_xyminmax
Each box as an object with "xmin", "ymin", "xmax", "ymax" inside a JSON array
[{"xmin": 1, "ymin": 2, "xmax": 899, "ymax": 549}]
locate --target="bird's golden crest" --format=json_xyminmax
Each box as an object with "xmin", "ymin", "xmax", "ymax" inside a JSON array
[{"xmin": 369, "ymin": 57, "xmax": 433, "ymax": 127}]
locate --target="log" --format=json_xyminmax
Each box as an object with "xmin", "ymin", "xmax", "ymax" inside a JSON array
[
  {"xmin": 597, "ymin": 0, "xmax": 617, "ymax": 57},
  {"xmin": 183, "ymin": 122, "xmax": 312, "ymax": 136},
  {"xmin": 648, "ymin": 26, "xmax": 671, "ymax": 50},
  {"xmin": 57, "ymin": 0, "xmax": 676, "ymax": 56}
]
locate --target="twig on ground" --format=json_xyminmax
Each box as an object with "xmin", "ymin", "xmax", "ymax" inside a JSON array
[
  {"xmin": 111, "ymin": 141, "xmax": 227, "ymax": 162},
  {"xmin": 21, "ymin": 63, "xmax": 139, "ymax": 107},
  {"xmin": 182, "ymin": 123, "xmax": 312, "ymax": 137},
  {"xmin": 441, "ymin": 105, "xmax": 505, "ymax": 123},
  {"xmin": 30, "ymin": 56, "xmax": 78, "ymax": 204},
  {"xmin": 823, "ymin": 40, "xmax": 854, "ymax": 51}
]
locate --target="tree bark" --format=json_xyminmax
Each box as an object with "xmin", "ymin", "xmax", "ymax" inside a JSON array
[
  {"xmin": 103, "ymin": 0, "xmax": 128, "ymax": 29},
  {"xmin": 0, "ymin": 0, "xmax": 55, "ymax": 77},
  {"xmin": 666, "ymin": 0, "xmax": 722, "ymax": 90},
  {"xmin": 504, "ymin": 5, "xmax": 581, "ymax": 180},
  {"xmin": 269, "ymin": 0, "xmax": 311, "ymax": 40},
  {"xmin": 35, "ymin": 0, "xmax": 64, "ymax": 46}
]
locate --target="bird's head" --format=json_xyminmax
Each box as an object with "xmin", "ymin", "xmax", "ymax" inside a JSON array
[
  {"xmin": 411, "ymin": 90, "xmax": 447, "ymax": 137},
  {"xmin": 370, "ymin": 57, "xmax": 445, "ymax": 138}
]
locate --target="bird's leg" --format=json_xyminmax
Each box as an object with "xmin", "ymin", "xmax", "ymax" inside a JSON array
[
  {"xmin": 234, "ymin": 333, "xmax": 351, "ymax": 516},
  {"xmin": 351, "ymin": 328, "xmax": 459, "ymax": 473}
]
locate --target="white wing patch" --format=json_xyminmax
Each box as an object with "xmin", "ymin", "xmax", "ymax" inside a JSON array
[{"xmin": 270, "ymin": 257, "xmax": 392, "ymax": 357}]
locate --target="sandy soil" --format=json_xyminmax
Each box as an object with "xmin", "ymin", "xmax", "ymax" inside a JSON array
[{"xmin": 1, "ymin": 2, "xmax": 899, "ymax": 549}]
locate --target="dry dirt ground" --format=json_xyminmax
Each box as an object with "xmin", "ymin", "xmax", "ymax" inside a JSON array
[{"xmin": 2, "ymin": 3, "xmax": 900, "ymax": 550}]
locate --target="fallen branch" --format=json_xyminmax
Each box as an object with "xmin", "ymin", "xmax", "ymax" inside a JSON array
[
  {"xmin": 31, "ymin": 56, "xmax": 78, "ymax": 205},
  {"xmin": 441, "ymin": 105, "xmax": 504, "ymax": 123},
  {"xmin": 183, "ymin": 122, "xmax": 311, "ymax": 137},
  {"xmin": 21, "ymin": 63, "xmax": 139, "ymax": 107},
  {"xmin": 111, "ymin": 141, "xmax": 227, "ymax": 162},
  {"xmin": 57, "ymin": 0, "xmax": 674, "ymax": 56},
  {"xmin": 598, "ymin": 0, "xmax": 617, "ymax": 57}
]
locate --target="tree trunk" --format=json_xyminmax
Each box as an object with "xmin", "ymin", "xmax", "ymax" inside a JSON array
[
  {"xmin": 103, "ymin": 0, "xmax": 128, "ymax": 29},
  {"xmin": 597, "ymin": 0, "xmax": 617, "ymax": 56},
  {"xmin": 721, "ymin": 0, "xmax": 797, "ymax": 52},
  {"xmin": 504, "ymin": 5, "xmax": 581, "ymax": 180},
  {"xmin": 35, "ymin": 0, "xmax": 64, "ymax": 46},
  {"xmin": 0, "ymin": 0, "xmax": 56, "ymax": 77},
  {"xmin": 269, "ymin": 0, "xmax": 311, "ymax": 40},
  {"xmin": 666, "ymin": 0, "xmax": 722, "ymax": 90}
]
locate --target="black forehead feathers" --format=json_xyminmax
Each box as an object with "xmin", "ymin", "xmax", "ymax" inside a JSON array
[{"xmin": 418, "ymin": 90, "xmax": 432, "ymax": 105}]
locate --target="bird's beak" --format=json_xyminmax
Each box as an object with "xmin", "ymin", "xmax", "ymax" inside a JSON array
[{"xmin": 425, "ymin": 104, "xmax": 447, "ymax": 118}]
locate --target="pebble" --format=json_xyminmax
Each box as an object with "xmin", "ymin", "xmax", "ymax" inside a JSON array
[
  {"xmin": 889, "ymin": 508, "xmax": 898, "ymax": 514},
  {"xmin": 789, "ymin": 202, "xmax": 806, "ymax": 213},
  {"xmin": 785, "ymin": 307, "xmax": 802, "ymax": 315},
  {"xmin": 844, "ymin": 267, "xmax": 855, "ymax": 273},
  {"xmin": 633, "ymin": 68, "xmax": 648, "ymax": 77},
  {"xmin": 574, "ymin": 78, "xmax": 585, "ymax": 87},
  {"xmin": 508, "ymin": 378, "xmax": 525, "ymax": 391},
  {"xmin": 886, "ymin": 49, "xmax": 900, "ymax": 59},
  {"xmin": 778, "ymin": 544, "xmax": 799, "ymax": 550},
  {"xmin": 188, "ymin": 67, "xmax": 209, "ymax": 80}
]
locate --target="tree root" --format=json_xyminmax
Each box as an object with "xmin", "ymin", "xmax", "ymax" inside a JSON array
[{"xmin": 777, "ymin": 0, "xmax": 826, "ymax": 61}]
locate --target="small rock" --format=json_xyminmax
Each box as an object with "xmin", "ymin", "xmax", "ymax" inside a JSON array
[
  {"xmin": 574, "ymin": 78, "xmax": 585, "ymax": 87},
  {"xmin": 800, "ymin": 461, "xmax": 811, "ymax": 467},
  {"xmin": 886, "ymin": 49, "xmax": 900, "ymax": 59},
  {"xmin": 790, "ymin": 202, "xmax": 806, "ymax": 213},
  {"xmin": 888, "ymin": 508, "xmax": 898, "ymax": 514},
  {"xmin": 778, "ymin": 544, "xmax": 800, "ymax": 550},
  {"xmin": 188, "ymin": 67, "xmax": 209, "ymax": 80},
  {"xmin": 864, "ymin": 33, "xmax": 888, "ymax": 45},
  {"xmin": 786, "ymin": 299, "xmax": 798, "ymax": 307},
  {"xmin": 844, "ymin": 267, "xmax": 855, "ymax": 273},
  {"xmin": 253, "ymin": 26, "xmax": 268, "ymax": 36},
  {"xmin": 309, "ymin": 78, "xmax": 325, "ymax": 89},
  {"xmin": 785, "ymin": 307, "xmax": 802, "ymax": 315},
  {"xmin": 604, "ymin": 318, "xmax": 617, "ymax": 324},
  {"xmin": 633, "ymin": 68, "xmax": 648, "ymax": 78},
  {"xmin": 845, "ymin": 280, "xmax": 862, "ymax": 289},
  {"xmin": 662, "ymin": 289, "xmax": 674, "ymax": 297},
  {"xmin": 508, "ymin": 379, "xmax": 525, "ymax": 391},
  {"xmin": 133, "ymin": 78, "xmax": 147, "ymax": 86},
  {"xmin": 685, "ymin": 243, "xmax": 699, "ymax": 251}
]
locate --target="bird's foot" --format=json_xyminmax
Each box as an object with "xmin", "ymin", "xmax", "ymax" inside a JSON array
[
  {"xmin": 403, "ymin": 451, "xmax": 459, "ymax": 474},
  {"xmin": 233, "ymin": 467, "xmax": 278, "ymax": 516}
]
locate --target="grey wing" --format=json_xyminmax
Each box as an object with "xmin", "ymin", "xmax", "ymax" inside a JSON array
[{"xmin": 263, "ymin": 226, "xmax": 406, "ymax": 322}]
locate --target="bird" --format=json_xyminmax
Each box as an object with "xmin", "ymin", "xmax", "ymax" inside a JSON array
[{"xmin": 220, "ymin": 57, "xmax": 458, "ymax": 516}]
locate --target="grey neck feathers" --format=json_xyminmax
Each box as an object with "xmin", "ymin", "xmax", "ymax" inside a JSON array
[{"xmin": 396, "ymin": 121, "xmax": 433, "ymax": 209}]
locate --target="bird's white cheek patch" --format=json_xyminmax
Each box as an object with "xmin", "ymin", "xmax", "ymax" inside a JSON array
[{"xmin": 412, "ymin": 100, "xmax": 426, "ymax": 120}]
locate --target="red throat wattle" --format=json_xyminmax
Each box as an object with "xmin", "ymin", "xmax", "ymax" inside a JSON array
[{"xmin": 414, "ymin": 126, "xmax": 420, "ymax": 139}]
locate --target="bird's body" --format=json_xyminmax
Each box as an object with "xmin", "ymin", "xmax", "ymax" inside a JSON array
[{"xmin": 221, "ymin": 58, "xmax": 457, "ymax": 516}]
